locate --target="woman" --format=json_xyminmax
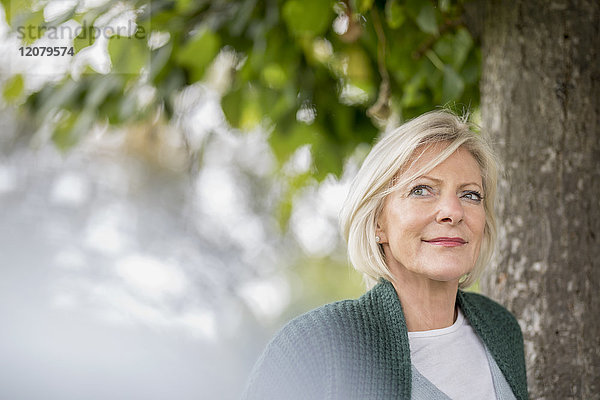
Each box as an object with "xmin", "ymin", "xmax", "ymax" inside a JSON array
[{"xmin": 242, "ymin": 110, "xmax": 528, "ymax": 399}]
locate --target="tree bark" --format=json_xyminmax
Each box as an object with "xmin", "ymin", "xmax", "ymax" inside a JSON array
[{"xmin": 479, "ymin": 1, "xmax": 600, "ymax": 399}]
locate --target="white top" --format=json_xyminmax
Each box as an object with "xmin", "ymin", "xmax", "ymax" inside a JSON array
[{"xmin": 408, "ymin": 308, "xmax": 497, "ymax": 400}]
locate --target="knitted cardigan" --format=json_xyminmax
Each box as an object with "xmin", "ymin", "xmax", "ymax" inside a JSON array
[{"xmin": 242, "ymin": 279, "xmax": 528, "ymax": 400}]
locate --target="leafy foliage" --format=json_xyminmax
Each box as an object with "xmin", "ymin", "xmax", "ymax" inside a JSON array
[{"xmin": 2, "ymin": 0, "xmax": 480, "ymax": 180}]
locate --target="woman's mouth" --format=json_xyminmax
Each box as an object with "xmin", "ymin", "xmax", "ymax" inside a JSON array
[{"xmin": 423, "ymin": 237, "xmax": 467, "ymax": 247}]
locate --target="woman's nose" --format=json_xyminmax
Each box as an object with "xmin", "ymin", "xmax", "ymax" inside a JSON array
[{"xmin": 435, "ymin": 194, "xmax": 464, "ymax": 225}]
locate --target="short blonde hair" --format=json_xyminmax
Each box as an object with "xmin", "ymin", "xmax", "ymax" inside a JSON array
[{"xmin": 339, "ymin": 110, "xmax": 498, "ymax": 289}]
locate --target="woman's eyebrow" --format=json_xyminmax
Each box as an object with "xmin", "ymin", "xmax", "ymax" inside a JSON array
[
  {"xmin": 417, "ymin": 175, "xmax": 441, "ymax": 183},
  {"xmin": 417, "ymin": 175, "xmax": 483, "ymax": 190},
  {"xmin": 461, "ymin": 182, "xmax": 483, "ymax": 190}
]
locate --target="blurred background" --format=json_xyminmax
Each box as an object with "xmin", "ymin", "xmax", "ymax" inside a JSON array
[{"xmin": 0, "ymin": 0, "xmax": 482, "ymax": 398}]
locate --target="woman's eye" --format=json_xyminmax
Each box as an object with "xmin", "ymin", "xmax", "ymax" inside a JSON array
[
  {"xmin": 409, "ymin": 185, "xmax": 432, "ymax": 197},
  {"xmin": 462, "ymin": 190, "xmax": 483, "ymax": 202}
]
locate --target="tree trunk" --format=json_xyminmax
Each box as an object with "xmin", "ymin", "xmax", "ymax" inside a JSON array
[{"xmin": 478, "ymin": 0, "xmax": 600, "ymax": 399}]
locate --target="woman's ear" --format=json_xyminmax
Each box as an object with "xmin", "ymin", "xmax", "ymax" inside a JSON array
[{"xmin": 375, "ymin": 221, "xmax": 388, "ymax": 244}]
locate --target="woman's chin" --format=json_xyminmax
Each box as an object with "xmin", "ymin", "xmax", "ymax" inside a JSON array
[
  {"xmin": 416, "ymin": 262, "xmax": 473, "ymax": 283},
  {"xmin": 423, "ymin": 256, "xmax": 474, "ymax": 280},
  {"xmin": 392, "ymin": 262, "xmax": 472, "ymax": 285}
]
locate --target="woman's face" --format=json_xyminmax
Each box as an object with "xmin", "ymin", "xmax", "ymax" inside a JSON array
[{"xmin": 376, "ymin": 144, "xmax": 486, "ymax": 284}]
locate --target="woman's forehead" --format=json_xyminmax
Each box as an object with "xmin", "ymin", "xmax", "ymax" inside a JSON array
[{"xmin": 396, "ymin": 144, "xmax": 482, "ymax": 184}]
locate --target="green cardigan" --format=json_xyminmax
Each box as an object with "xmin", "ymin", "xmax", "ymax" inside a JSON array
[{"xmin": 242, "ymin": 279, "xmax": 528, "ymax": 399}]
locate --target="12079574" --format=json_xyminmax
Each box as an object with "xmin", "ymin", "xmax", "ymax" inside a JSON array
[{"xmin": 19, "ymin": 46, "xmax": 75, "ymax": 56}]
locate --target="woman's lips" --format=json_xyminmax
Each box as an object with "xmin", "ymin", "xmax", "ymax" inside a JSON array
[{"xmin": 423, "ymin": 237, "xmax": 467, "ymax": 247}]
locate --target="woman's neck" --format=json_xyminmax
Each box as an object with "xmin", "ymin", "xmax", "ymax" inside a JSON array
[{"xmin": 390, "ymin": 273, "xmax": 459, "ymax": 332}]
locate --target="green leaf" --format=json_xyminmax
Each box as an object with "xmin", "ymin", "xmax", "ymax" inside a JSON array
[
  {"xmin": 52, "ymin": 112, "xmax": 78, "ymax": 151},
  {"xmin": 415, "ymin": 3, "xmax": 439, "ymax": 35},
  {"xmin": 312, "ymin": 140, "xmax": 343, "ymax": 180},
  {"xmin": 354, "ymin": 0, "xmax": 374, "ymax": 14},
  {"xmin": 52, "ymin": 110, "xmax": 96, "ymax": 151},
  {"xmin": 74, "ymin": 23, "xmax": 96, "ymax": 53},
  {"xmin": 269, "ymin": 118, "xmax": 343, "ymax": 180},
  {"xmin": 442, "ymin": 65, "xmax": 464, "ymax": 104},
  {"xmin": 175, "ymin": 0, "xmax": 196, "ymax": 13},
  {"xmin": 16, "ymin": 10, "xmax": 45, "ymax": 44},
  {"xmin": 229, "ymin": 0, "xmax": 259, "ymax": 36},
  {"xmin": 261, "ymin": 62, "xmax": 288, "ymax": 89},
  {"xmin": 33, "ymin": 79, "xmax": 82, "ymax": 120},
  {"xmin": 221, "ymin": 84, "xmax": 266, "ymax": 130},
  {"xmin": 276, "ymin": 194, "xmax": 294, "ymax": 230},
  {"xmin": 149, "ymin": 42, "xmax": 173, "ymax": 81},
  {"xmin": 3, "ymin": 74, "xmax": 24, "ymax": 103},
  {"xmin": 275, "ymin": 172, "xmax": 312, "ymax": 230},
  {"xmin": 386, "ymin": 28, "xmax": 426, "ymax": 82},
  {"xmin": 424, "ymin": 61, "xmax": 442, "ymax": 91},
  {"xmin": 221, "ymin": 87, "xmax": 244, "ymax": 128},
  {"xmin": 385, "ymin": 0, "xmax": 406, "ymax": 29},
  {"xmin": 84, "ymin": 75, "xmax": 122, "ymax": 109},
  {"xmin": 175, "ymin": 28, "xmax": 220, "ymax": 82},
  {"xmin": 52, "ymin": 109, "xmax": 96, "ymax": 151},
  {"xmin": 434, "ymin": 28, "xmax": 474, "ymax": 71},
  {"xmin": 282, "ymin": 0, "xmax": 333, "ymax": 37},
  {"xmin": 345, "ymin": 46, "xmax": 373, "ymax": 86},
  {"xmin": 269, "ymin": 122, "xmax": 319, "ymax": 165},
  {"xmin": 461, "ymin": 48, "xmax": 481, "ymax": 85},
  {"xmin": 148, "ymin": 8, "xmax": 179, "ymax": 31},
  {"xmin": 439, "ymin": 0, "xmax": 451, "ymax": 13},
  {"xmin": 261, "ymin": 86, "xmax": 296, "ymax": 122},
  {"xmin": 401, "ymin": 68, "xmax": 428, "ymax": 108},
  {"xmin": 3, "ymin": 0, "xmax": 36, "ymax": 26},
  {"xmin": 404, "ymin": 0, "xmax": 421, "ymax": 18},
  {"xmin": 452, "ymin": 28, "xmax": 474, "ymax": 70},
  {"xmin": 240, "ymin": 93, "xmax": 263, "ymax": 130},
  {"xmin": 72, "ymin": 3, "xmax": 116, "ymax": 51},
  {"xmin": 108, "ymin": 32, "xmax": 149, "ymax": 75}
]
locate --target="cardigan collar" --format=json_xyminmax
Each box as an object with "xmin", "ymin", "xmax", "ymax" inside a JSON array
[
  {"xmin": 362, "ymin": 279, "xmax": 523, "ymax": 400},
  {"xmin": 359, "ymin": 279, "xmax": 411, "ymax": 398}
]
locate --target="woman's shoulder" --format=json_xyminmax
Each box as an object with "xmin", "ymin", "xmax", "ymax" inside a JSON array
[
  {"xmin": 260, "ymin": 285, "xmax": 394, "ymax": 367},
  {"xmin": 275, "ymin": 296, "xmax": 367, "ymax": 342},
  {"xmin": 241, "ymin": 296, "xmax": 373, "ymax": 400}
]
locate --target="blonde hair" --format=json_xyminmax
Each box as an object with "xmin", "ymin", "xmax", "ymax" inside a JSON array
[{"xmin": 339, "ymin": 110, "xmax": 498, "ymax": 289}]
